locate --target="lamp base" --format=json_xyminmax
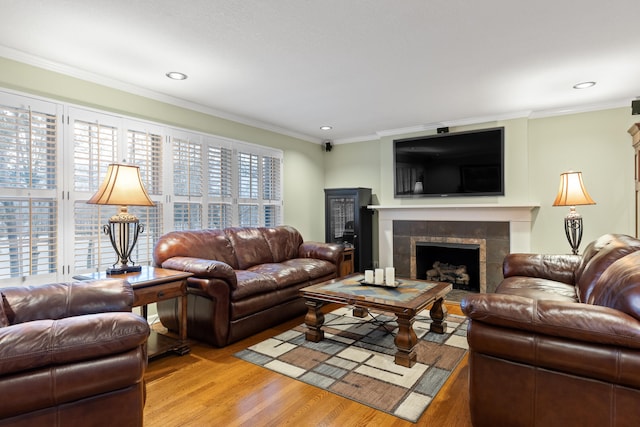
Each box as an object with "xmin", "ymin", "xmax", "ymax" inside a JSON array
[
  {"xmin": 564, "ymin": 213, "xmax": 583, "ymax": 255},
  {"xmin": 106, "ymin": 264, "xmax": 142, "ymax": 275}
]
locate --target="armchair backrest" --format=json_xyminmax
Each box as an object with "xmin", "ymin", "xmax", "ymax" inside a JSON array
[
  {"xmin": 575, "ymin": 234, "xmax": 640, "ymax": 303},
  {"xmin": 588, "ymin": 250, "xmax": 640, "ymax": 320},
  {"xmin": 2, "ymin": 279, "xmax": 133, "ymax": 324}
]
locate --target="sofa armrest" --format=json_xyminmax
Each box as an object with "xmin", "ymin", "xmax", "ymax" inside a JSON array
[
  {"xmin": 299, "ymin": 242, "xmax": 343, "ymax": 265},
  {"xmin": 161, "ymin": 256, "xmax": 237, "ymax": 288},
  {"xmin": 3, "ymin": 279, "xmax": 134, "ymax": 324},
  {"xmin": 461, "ymin": 293, "xmax": 640, "ymax": 348},
  {"xmin": 0, "ymin": 312, "xmax": 149, "ymax": 376},
  {"xmin": 502, "ymin": 253, "xmax": 581, "ymax": 285}
]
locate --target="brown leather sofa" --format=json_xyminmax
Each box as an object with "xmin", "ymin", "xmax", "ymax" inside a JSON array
[
  {"xmin": 461, "ymin": 234, "xmax": 640, "ymax": 427},
  {"xmin": 0, "ymin": 279, "xmax": 150, "ymax": 427},
  {"xmin": 153, "ymin": 225, "xmax": 345, "ymax": 347}
]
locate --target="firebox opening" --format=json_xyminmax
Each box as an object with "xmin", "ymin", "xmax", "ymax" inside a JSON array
[{"xmin": 416, "ymin": 242, "xmax": 480, "ymax": 292}]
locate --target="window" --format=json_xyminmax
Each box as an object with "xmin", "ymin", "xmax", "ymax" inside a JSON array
[
  {"xmin": 172, "ymin": 133, "xmax": 282, "ymax": 230},
  {"xmin": 0, "ymin": 89, "xmax": 283, "ymax": 283},
  {"xmin": 72, "ymin": 114, "xmax": 119, "ymax": 272},
  {"xmin": 0, "ymin": 95, "xmax": 59, "ymax": 282},
  {"xmin": 69, "ymin": 113, "xmax": 167, "ymax": 274},
  {"xmin": 126, "ymin": 125, "xmax": 164, "ymax": 268}
]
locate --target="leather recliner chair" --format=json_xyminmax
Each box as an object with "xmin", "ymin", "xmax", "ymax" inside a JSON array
[
  {"xmin": 462, "ymin": 234, "xmax": 640, "ymax": 427},
  {"xmin": 0, "ymin": 279, "xmax": 150, "ymax": 427}
]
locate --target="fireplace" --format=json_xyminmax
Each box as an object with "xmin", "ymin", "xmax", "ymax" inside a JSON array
[
  {"xmin": 370, "ymin": 204, "xmax": 538, "ymax": 294},
  {"xmin": 416, "ymin": 242, "xmax": 481, "ymax": 292},
  {"xmin": 393, "ymin": 221, "xmax": 507, "ymax": 293}
]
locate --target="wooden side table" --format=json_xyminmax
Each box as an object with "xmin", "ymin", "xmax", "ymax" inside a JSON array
[
  {"xmin": 340, "ymin": 247, "xmax": 355, "ymax": 276},
  {"xmin": 74, "ymin": 266, "xmax": 192, "ymax": 359}
]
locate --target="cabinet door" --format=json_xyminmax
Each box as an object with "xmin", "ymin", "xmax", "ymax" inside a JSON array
[
  {"xmin": 326, "ymin": 194, "xmax": 357, "ymax": 245},
  {"xmin": 325, "ymin": 188, "xmax": 372, "ymax": 272}
]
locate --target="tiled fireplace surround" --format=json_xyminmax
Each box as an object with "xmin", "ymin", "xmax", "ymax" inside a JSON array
[{"xmin": 371, "ymin": 205, "xmax": 538, "ymax": 294}]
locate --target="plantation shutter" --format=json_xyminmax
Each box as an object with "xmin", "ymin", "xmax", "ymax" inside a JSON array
[
  {"xmin": 237, "ymin": 151, "xmax": 259, "ymax": 226},
  {"xmin": 0, "ymin": 99, "xmax": 58, "ymax": 279},
  {"xmin": 126, "ymin": 125, "xmax": 164, "ymax": 266},
  {"xmin": 207, "ymin": 144, "xmax": 233, "ymax": 229},
  {"xmin": 262, "ymin": 155, "xmax": 281, "ymax": 227},
  {"xmin": 72, "ymin": 117, "xmax": 119, "ymax": 271},
  {"xmin": 173, "ymin": 136, "xmax": 203, "ymax": 230}
]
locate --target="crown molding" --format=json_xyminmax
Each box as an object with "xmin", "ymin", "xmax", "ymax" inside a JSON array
[
  {"xmin": 0, "ymin": 46, "xmax": 320, "ymax": 144},
  {"xmin": 528, "ymin": 98, "xmax": 629, "ymax": 119},
  {"xmin": 1, "ymin": 46, "xmax": 632, "ymax": 146},
  {"xmin": 333, "ymin": 100, "xmax": 631, "ymax": 144}
]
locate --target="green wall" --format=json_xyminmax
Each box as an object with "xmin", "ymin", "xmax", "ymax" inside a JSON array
[
  {"xmin": 0, "ymin": 57, "xmax": 327, "ymax": 242},
  {"xmin": 527, "ymin": 108, "xmax": 635, "ymax": 252}
]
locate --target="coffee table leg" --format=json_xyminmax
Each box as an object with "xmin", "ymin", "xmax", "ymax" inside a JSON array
[
  {"xmin": 429, "ymin": 297, "xmax": 448, "ymax": 334},
  {"xmin": 304, "ymin": 300, "xmax": 325, "ymax": 342},
  {"xmin": 395, "ymin": 313, "xmax": 418, "ymax": 368}
]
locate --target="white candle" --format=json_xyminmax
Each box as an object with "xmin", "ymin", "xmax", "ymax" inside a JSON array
[
  {"xmin": 364, "ymin": 270, "xmax": 374, "ymax": 283},
  {"xmin": 385, "ymin": 267, "xmax": 395, "ymax": 286},
  {"xmin": 374, "ymin": 268, "xmax": 384, "ymax": 284}
]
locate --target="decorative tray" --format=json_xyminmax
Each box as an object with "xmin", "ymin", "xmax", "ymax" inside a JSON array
[{"xmin": 358, "ymin": 278, "xmax": 401, "ymax": 288}]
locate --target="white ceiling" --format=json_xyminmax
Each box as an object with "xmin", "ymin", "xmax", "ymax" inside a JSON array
[{"xmin": 2, "ymin": 0, "xmax": 639, "ymax": 143}]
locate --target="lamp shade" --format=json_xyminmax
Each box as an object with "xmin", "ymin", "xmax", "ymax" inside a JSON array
[
  {"xmin": 87, "ymin": 164, "xmax": 154, "ymax": 206},
  {"xmin": 552, "ymin": 171, "xmax": 595, "ymax": 207}
]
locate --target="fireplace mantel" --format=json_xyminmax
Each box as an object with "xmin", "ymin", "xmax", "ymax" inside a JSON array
[{"xmin": 369, "ymin": 204, "xmax": 539, "ymax": 269}]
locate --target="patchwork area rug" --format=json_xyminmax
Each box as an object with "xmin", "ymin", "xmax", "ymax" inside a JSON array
[{"xmin": 235, "ymin": 306, "xmax": 468, "ymax": 422}]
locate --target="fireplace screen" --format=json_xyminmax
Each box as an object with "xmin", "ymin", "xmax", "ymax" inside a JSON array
[{"xmin": 416, "ymin": 242, "xmax": 480, "ymax": 292}]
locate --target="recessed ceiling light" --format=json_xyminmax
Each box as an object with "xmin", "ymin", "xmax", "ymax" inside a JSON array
[
  {"xmin": 573, "ymin": 81, "xmax": 596, "ymax": 89},
  {"xmin": 166, "ymin": 71, "xmax": 188, "ymax": 80},
  {"xmin": 320, "ymin": 125, "xmax": 333, "ymax": 130}
]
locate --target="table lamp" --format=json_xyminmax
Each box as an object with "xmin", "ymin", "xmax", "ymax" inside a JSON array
[
  {"xmin": 552, "ymin": 171, "xmax": 595, "ymax": 255},
  {"xmin": 87, "ymin": 163, "xmax": 154, "ymax": 274}
]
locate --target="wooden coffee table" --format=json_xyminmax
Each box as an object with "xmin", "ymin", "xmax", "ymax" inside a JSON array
[{"xmin": 300, "ymin": 274, "xmax": 452, "ymax": 368}]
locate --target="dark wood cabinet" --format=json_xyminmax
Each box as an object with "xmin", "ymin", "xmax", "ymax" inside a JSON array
[{"xmin": 324, "ymin": 188, "xmax": 373, "ymax": 272}]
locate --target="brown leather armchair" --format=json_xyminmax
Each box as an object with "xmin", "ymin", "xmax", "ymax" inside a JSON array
[
  {"xmin": 0, "ymin": 279, "xmax": 150, "ymax": 427},
  {"xmin": 462, "ymin": 234, "xmax": 640, "ymax": 427}
]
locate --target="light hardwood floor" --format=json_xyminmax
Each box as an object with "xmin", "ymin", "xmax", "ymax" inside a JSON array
[{"xmin": 143, "ymin": 302, "xmax": 472, "ymax": 426}]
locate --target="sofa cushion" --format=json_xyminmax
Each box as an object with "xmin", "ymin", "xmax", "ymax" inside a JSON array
[
  {"xmin": 226, "ymin": 227, "xmax": 274, "ymax": 270},
  {"xmin": 496, "ymin": 276, "xmax": 577, "ymax": 302},
  {"xmin": 588, "ymin": 251, "xmax": 640, "ymax": 321},
  {"xmin": 231, "ymin": 270, "xmax": 278, "ymax": 301},
  {"xmin": 282, "ymin": 258, "xmax": 336, "ymax": 280},
  {"xmin": 575, "ymin": 234, "xmax": 640, "ymax": 303},
  {"xmin": 153, "ymin": 229, "xmax": 238, "ymax": 269},
  {"xmin": 247, "ymin": 263, "xmax": 309, "ymax": 289},
  {"xmin": 261, "ymin": 226, "xmax": 303, "ymax": 263}
]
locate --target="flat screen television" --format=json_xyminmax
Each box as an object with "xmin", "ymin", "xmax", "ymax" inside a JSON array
[{"xmin": 394, "ymin": 127, "xmax": 504, "ymax": 198}]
